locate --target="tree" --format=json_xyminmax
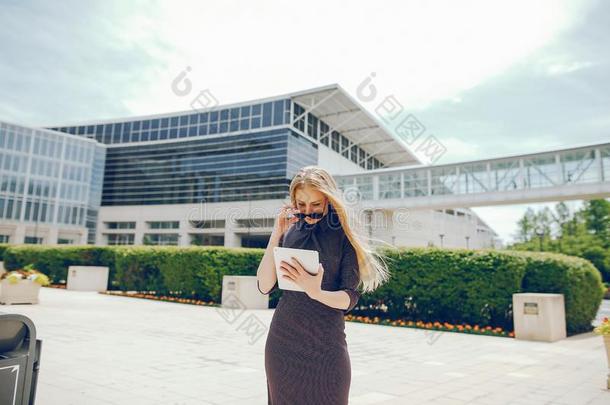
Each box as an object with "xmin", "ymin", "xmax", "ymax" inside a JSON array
[
  {"xmin": 509, "ymin": 198, "xmax": 610, "ymax": 282},
  {"xmin": 515, "ymin": 207, "xmax": 536, "ymax": 242},
  {"xmin": 583, "ymin": 199, "xmax": 610, "ymax": 245},
  {"xmin": 553, "ymin": 202, "xmax": 571, "ymax": 237},
  {"xmin": 534, "ymin": 207, "xmax": 553, "ymax": 237}
]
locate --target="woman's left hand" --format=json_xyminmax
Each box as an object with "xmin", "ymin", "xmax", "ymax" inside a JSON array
[{"xmin": 280, "ymin": 257, "xmax": 323, "ymax": 299}]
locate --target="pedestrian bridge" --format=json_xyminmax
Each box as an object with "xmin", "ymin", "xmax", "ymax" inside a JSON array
[{"xmin": 335, "ymin": 142, "xmax": 610, "ymax": 210}]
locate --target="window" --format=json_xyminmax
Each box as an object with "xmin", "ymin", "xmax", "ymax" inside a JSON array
[
  {"xmin": 262, "ymin": 102, "xmax": 273, "ymax": 127},
  {"xmin": 105, "ymin": 221, "xmax": 136, "ymax": 229},
  {"xmin": 188, "ymin": 219, "xmax": 225, "ymax": 229},
  {"xmin": 273, "ymin": 100, "xmax": 285, "ymax": 125},
  {"xmin": 107, "ymin": 234, "xmax": 135, "ymax": 245},
  {"xmin": 220, "ymin": 109, "xmax": 229, "ymax": 121},
  {"xmin": 24, "ymin": 236, "xmax": 43, "ymax": 244},
  {"xmin": 143, "ymin": 233, "xmax": 179, "ymax": 245},
  {"xmin": 332, "ymin": 131, "xmax": 340, "ymax": 152},
  {"xmin": 320, "ymin": 122, "xmax": 330, "ymax": 146},
  {"xmin": 341, "ymin": 135, "xmax": 350, "ymax": 158},
  {"xmin": 236, "ymin": 218, "xmax": 274, "ymax": 228},
  {"xmin": 230, "ymin": 108, "xmax": 239, "ymax": 120},
  {"xmin": 190, "ymin": 234, "xmax": 224, "ymax": 246},
  {"xmin": 147, "ymin": 221, "xmax": 179, "ymax": 229}
]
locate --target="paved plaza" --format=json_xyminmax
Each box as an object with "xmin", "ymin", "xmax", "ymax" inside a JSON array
[{"xmin": 1, "ymin": 287, "xmax": 609, "ymax": 405}]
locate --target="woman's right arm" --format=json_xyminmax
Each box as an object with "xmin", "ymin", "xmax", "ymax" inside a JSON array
[{"xmin": 256, "ymin": 204, "xmax": 298, "ymax": 295}]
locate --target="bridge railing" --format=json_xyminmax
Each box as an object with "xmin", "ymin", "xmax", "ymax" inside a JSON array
[{"xmin": 335, "ymin": 143, "xmax": 610, "ymax": 201}]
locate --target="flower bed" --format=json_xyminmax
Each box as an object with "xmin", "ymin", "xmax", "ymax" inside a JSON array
[
  {"xmin": 45, "ymin": 284, "xmax": 67, "ymax": 289},
  {"xmin": 99, "ymin": 290, "xmax": 219, "ymax": 307},
  {"xmin": 345, "ymin": 314, "xmax": 514, "ymax": 337}
]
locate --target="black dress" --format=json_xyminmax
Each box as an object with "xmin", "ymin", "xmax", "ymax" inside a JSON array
[{"xmin": 257, "ymin": 204, "xmax": 361, "ymax": 405}]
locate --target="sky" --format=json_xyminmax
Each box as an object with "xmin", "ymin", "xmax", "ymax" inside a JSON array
[{"xmin": 0, "ymin": 0, "xmax": 608, "ymax": 244}]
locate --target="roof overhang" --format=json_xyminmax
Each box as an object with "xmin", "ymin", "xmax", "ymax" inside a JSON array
[{"xmin": 289, "ymin": 84, "xmax": 421, "ymax": 167}]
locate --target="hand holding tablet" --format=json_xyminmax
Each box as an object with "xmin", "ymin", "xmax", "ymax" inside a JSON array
[{"xmin": 273, "ymin": 246, "xmax": 320, "ymax": 292}]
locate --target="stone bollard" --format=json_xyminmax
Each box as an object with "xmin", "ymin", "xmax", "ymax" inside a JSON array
[{"xmin": 513, "ymin": 293, "xmax": 567, "ymax": 342}]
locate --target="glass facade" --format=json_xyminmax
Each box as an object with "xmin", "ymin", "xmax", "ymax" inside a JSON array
[
  {"xmin": 102, "ymin": 128, "xmax": 317, "ymax": 206},
  {"xmin": 48, "ymin": 98, "xmax": 381, "ymax": 173},
  {"xmin": 0, "ymin": 122, "xmax": 106, "ymax": 243},
  {"xmin": 48, "ymin": 99, "xmax": 291, "ymax": 145}
]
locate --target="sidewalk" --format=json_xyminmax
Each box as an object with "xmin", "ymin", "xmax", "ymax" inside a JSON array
[{"xmin": 2, "ymin": 287, "xmax": 609, "ymax": 405}]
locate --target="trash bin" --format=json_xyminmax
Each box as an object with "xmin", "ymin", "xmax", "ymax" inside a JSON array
[{"xmin": 0, "ymin": 312, "xmax": 42, "ymax": 405}]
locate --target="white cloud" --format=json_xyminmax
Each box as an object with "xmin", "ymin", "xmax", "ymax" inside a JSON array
[
  {"xmin": 547, "ymin": 60, "xmax": 594, "ymax": 75},
  {"xmin": 113, "ymin": 0, "xmax": 595, "ymax": 116}
]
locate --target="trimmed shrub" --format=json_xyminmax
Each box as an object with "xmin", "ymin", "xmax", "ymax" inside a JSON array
[
  {"xmin": 1, "ymin": 244, "xmax": 603, "ymax": 335},
  {"xmin": 509, "ymin": 251, "xmax": 605, "ymax": 334},
  {"xmin": 365, "ymin": 248, "xmax": 527, "ymax": 330},
  {"xmin": 2, "ymin": 245, "xmax": 119, "ymax": 288}
]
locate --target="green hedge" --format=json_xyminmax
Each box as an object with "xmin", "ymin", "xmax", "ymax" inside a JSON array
[
  {"xmin": 370, "ymin": 248, "xmax": 527, "ymax": 330},
  {"xmin": 0, "ymin": 243, "xmax": 11, "ymax": 262},
  {"xmin": 113, "ymin": 246, "xmax": 262, "ymax": 301},
  {"xmin": 0, "ymin": 244, "xmax": 604, "ymax": 335},
  {"xmin": 1, "ymin": 245, "xmax": 119, "ymax": 288},
  {"xmin": 367, "ymin": 248, "xmax": 604, "ymax": 334}
]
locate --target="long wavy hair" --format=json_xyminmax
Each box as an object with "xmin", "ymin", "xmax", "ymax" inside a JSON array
[{"xmin": 288, "ymin": 166, "xmax": 391, "ymax": 293}]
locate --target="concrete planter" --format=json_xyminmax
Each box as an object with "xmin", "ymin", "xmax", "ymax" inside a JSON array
[{"xmin": 0, "ymin": 279, "xmax": 42, "ymax": 305}]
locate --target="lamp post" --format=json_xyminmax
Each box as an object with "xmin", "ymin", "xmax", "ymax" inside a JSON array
[
  {"xmin": 465, "ymin": 235, "xmax": 470, "ymax": 249},
  {"xmin": 439, "ymin": 233, "xmax": 445, "ymax": 248}
]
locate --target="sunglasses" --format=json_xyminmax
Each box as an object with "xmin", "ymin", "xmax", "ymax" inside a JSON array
[{"xmin": 294, "ymin": 211, "xmax": 325, "ymax": 220}]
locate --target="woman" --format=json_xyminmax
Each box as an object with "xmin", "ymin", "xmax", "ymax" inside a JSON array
[{"xmin": 256, "ymin": 166, "xmax": 391, "ymax": 405}]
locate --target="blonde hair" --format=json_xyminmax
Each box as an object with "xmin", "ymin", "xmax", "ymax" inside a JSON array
[{"xmin": 289, "ymin": 166, "xmax": 391, "ymax": 293}]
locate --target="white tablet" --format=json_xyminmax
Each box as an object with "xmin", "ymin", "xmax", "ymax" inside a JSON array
[{"xmin": 273, "ymin": 246, "xmax": 320, "ymax": 292}]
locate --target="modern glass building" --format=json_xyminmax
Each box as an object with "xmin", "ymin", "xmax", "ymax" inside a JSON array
[
  {"xmin": 0, "ymin": 84, "xmax": 498, "ymax": 248},
  {"xmin": 46, "ymin": 86, "xmax": 417, "ymax": 206},
  {"xmin": 0, "ymin": 122, "xmax": 106, "ymax": 245}
]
